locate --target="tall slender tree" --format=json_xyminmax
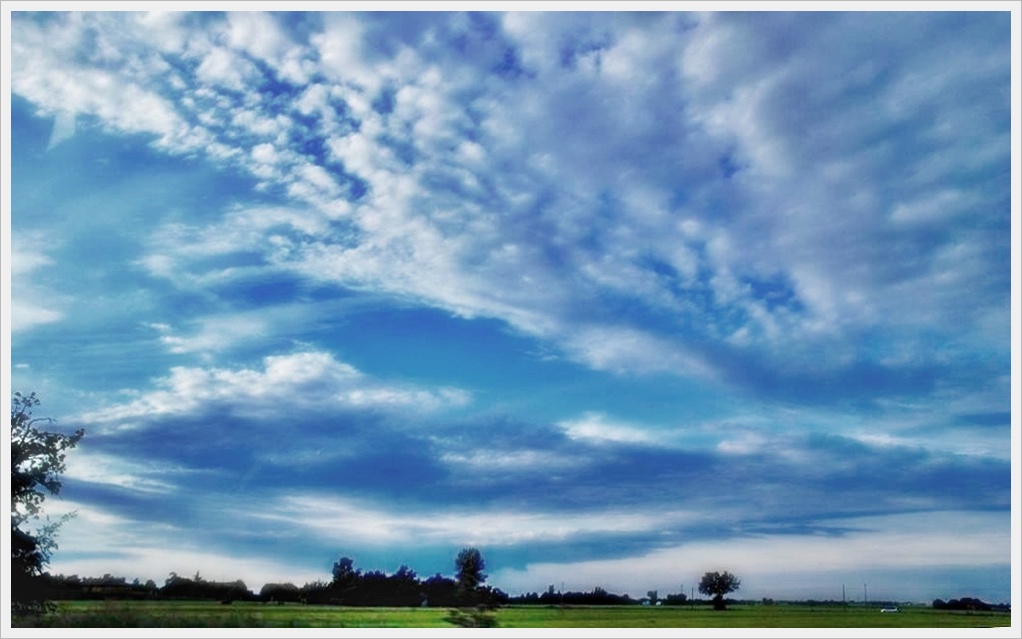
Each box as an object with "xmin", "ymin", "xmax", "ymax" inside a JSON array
[
  {"xmin": 448, "ymin": 547, "xmax": 497, "ymax": 627},
  {"xmin": 455, "ymin": 547, "xmax": 487, "ymax": 596}
]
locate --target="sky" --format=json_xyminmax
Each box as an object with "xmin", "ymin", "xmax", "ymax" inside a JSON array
[{"xmin": 3, "ymin": 5, "xmax": 1019, "ymax": 607}]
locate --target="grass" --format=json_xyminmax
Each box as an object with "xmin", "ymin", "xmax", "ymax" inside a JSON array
[
  {"xmin": 494, "ymin": 604, "xmax": 1011, "ymax": 628},
  {"xmin": 12, "ymin": 600, "xmax": 1011, "ymax": 628}
]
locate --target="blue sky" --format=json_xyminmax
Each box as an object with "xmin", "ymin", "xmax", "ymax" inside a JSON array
[{"xmin": 3, "ymin": 7, "xmax": 1018, "ymax": 605}]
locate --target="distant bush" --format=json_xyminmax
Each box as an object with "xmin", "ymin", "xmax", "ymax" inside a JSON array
[
  {"xmin": 260, "ymin": 582, "xmax": 301, "ymax": 603},
  {"xmin": 663, "ymin": 593, "xmax": 689, "ymax": 606},
  {"xmin": 509, "ymin": 586, "xmax": 637, "ymax": 606},
  {"xmin": 932, "ymin": 597, "xmax": 992, "ymax": 611}
]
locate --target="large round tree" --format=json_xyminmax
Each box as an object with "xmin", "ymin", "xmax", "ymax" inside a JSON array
[{"xmin": 698, "ymin": 570, "xmax": 741, "ymax": 610}]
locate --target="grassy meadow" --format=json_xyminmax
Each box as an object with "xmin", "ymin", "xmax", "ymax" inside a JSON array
[{"xmin": 12, "ymin": 600, "xmax": 1011, "ymax": 628}]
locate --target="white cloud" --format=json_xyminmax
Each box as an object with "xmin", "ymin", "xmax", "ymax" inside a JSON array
[
  {"xmin": 846, "ymin": 424, "xmax": 1009, "ymax": 461},
  {"xmin": 225, "ymin": 12, "xmax": 292, "ymax": 68},
  {"xmin": 560, "ymin": 326, "xmax": 716, "ymax": 379},
  {"xmin": 230, "ymin": 109, "xmax": 289, "ymax": 140},
  {"xmin": 46, "ymin": 110, "xmax": 77, "ymax": 150},
  {"xmin": 135, "ymin": 11, "xmax": 190, "ymax": 54},
  {"xmin": 439, "ymin": 448, "xmax": 585, "ymax": 473},
  {"xmin": 258, "ymin": 493, "xmax": 705, "ymax": 549},
  {"xmin": 557, "ymin": 412, "xmax": 655, "ymax": 445},
  {"xmin": 10, "ymin": 235, "xmax": 66, "ymax": 331},
  {"xmin": 492, "ymin": 510, "xmax": 1010, "ymax": 598},
  {"xmin": 294, "ymin": 83, "xmax": 330, "ymax": 117},
  {"xmin": 150, "ymin": 314, "xmax": 268, "ymax": 356},
  {"xmin": 195, "ymin": 46, "xmax": 258, "ymax": 92},
  {"xmin": 137, "ymin": 205, "xmax": 334, "ymax": 286},
  {"xmin": 313, "ymin": 14, "xmax": 381, "ymax": 93},
  {"xmin": 45, "ymin": 495, "xmax": 1008, "ymax": 599},
  {"xmin": 63, "ymin": 451, "xmax": 194, "ymax": 494},
  {"xmin": 715, "ymin": 431, "xmax": 770, "ymax": 456},
  {"xmin": 890, "ymin": 188, "xmax": 977, "ymax": 226},
  {"xmin": 673, "ymin": 12, "xmax": 1010, "ymax": 358},
  {"xmin": 47, "ymin": 500, "xmax": 323, "ymax": 591},
  {"xmin": 11, "ymin": 12, "xmax": 1009, "ymax": 396},
  {"xmin": 11, "ymin": 301, "xmax": 63, "ymax": 332},
  {"xmin": 12, "ymin": 14, "xmax": 190, "ymax": 151},
  {"xmin": 79, "ymin": 351, "xmax": 470, "ymax": 430},
  {"xmin": 10, "ymin": 248, "xmax": 53, "ymax": 277}
]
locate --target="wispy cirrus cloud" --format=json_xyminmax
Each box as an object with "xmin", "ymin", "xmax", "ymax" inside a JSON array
[
  {"xmin": 254, "ymin": 492, "xmax": 708, "ymax": 549},
  {"xmin": 80, "ymin": 351, "xmax": 470, "ymax": 431},
  {"xmin": 45, "ymin": 499, "xmax": 326, "ymax": 589},
  {"xmin": 63, "ymin": 450, "xmax": 199, "ymax": 494},
  {"xmin": 10, "ymin": 232, "xmax": 65, "ymax": 332}
]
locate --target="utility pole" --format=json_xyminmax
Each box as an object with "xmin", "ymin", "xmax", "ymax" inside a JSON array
[
  {"xmin": 863, "ymin": 583, "xmax": 868, "ymax": 607},
  {"xmin": 842, "ymin": 584, "xmax": 846, "ymax": 606}
]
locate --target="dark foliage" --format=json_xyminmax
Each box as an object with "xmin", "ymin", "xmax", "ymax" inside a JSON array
[
  {"xmin": 455, "ymin": 547, "xmax": 487, "ymax": 602},
  {"xmin": 45, "ymin": 574, "xmax": 158, "ymax": 601},
  {"xmin": 11, "ymin": 392, "xmax": 84, "ymax": 616},
  {"xmin": 699, "ymin": 570, "xmax": 741, "ymax": 610},
  {"xmin": 300, "ymin": 554, "xmax": 508, "ymax": 608},
  {"xmin": 932, "ymin": 597, "xmax": 1001, "ymax": 611},
  {"xmin": 259, "ymin": 582, "xmax": 302, "ymax": 603},
  {"xmin": 510, "ymin": 585, "xmax": 638, "ymax": 606},
  {"xmin": 161, "ymin": 572, "xmax": 256, "ymax": 602},
  {"xmin": 663, "ymin": 591, "xmax": 689, "ymax": 605}
]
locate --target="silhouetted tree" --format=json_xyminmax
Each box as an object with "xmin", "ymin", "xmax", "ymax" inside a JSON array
[
  {"xmin": 332, "ymin": 556, "xmax": 359, "ymax": 585},
  {"xmin": 300, "ymin": 579, "xmax": 332, "ymax": 604},
  {"xmin": 517, "ymin": 586, "xmax": 634, "ymax": 606},
  {"xmin": 388, "ymin": 564, "xmax": 422, "ymax": 606},
  {"xmin": 331, "ymin": 555, "xmax": 361, "ymax": 602},
  {"xmin": 455, "ymin": 547, "xmax": 487, "ymax": 603},
  {"xmin": 936, "ymin": 597, "xmax": 992, "ymax": 611},
  {"xmin": 664, "ymin": 585, "xmax": 689, "ymax": 605},
  {"xmin": 11, "ymin": 392, "xmax": 84, "ymax": 615},
  {"xmin": 423, "ymin": 572, "xmax": 458, "ymax": 607},
  {"xmin": 393, "ymin": 564, "xmax": 417, "ymax": 583},
  {"xmin": 261, "ymin": 582, "xmax": 301, "ymax": 603},
  {"xmin": 159, "ymin": 572, "xmax": 253, "ymax": 601},
  {"xmin": 699, "ymin": 570, "xmax": 741, "ymax": 610},
  {"xmin": 449, "ymin": 548, "xmax": 496, "ymax": 626}
]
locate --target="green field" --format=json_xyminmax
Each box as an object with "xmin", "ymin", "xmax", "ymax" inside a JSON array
[{"xmin": 12, "ymin": 600, "xmax": 1011, "ymax": 628}]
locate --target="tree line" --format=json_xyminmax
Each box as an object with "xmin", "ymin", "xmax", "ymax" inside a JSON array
[
  {"xmin": 12, "ymin": 393, "xmax": 1005, "ymax": 617},
  {"xmin": 931, "ymin": 597, "xmax": 1007, "ymax": 612},
  {"xmin": 35, "ymin": 552, "xmax": 716, "ymax": 608},
  {"xmin": 37, "ymin": 551, "xmax": 507, "ymax": 608},
  {"xmin": 9, "ymin": 391, "xmax": 743, "ymax": 616},
  {"xmin": 35, "ymin": 560, "xmax": 736, "ymax": 608}
]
